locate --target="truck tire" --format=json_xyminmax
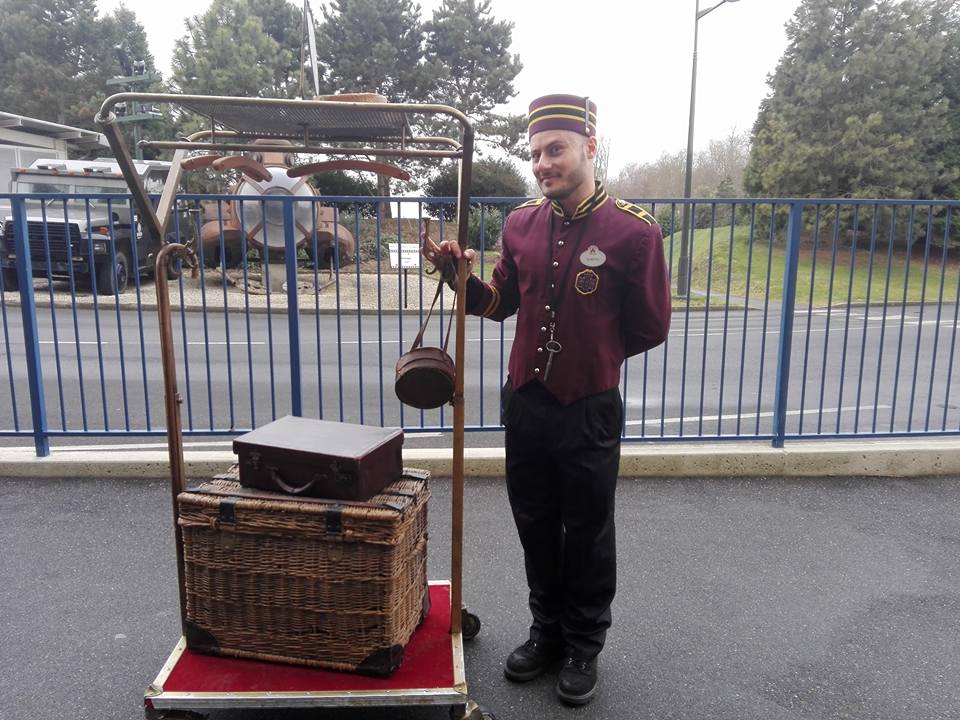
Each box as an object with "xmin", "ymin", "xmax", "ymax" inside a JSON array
[
  {"xmin": 1, "ymin": 267, "xmax": 18, "ymax": 291},
  {"xmin": 97, "ymin": 249, "xmax": 130, "ymax": 295}
]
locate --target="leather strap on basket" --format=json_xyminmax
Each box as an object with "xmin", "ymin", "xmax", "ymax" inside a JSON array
[{"xmin": 410, "ymin": 275, "xmax": 456, "ymax": 354}]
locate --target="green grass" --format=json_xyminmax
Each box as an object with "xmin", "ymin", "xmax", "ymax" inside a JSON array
[
  {"xmin": 359, "ymin": 218, "xmax": 958, "ymax": 310},
  {"xmin": 667, "ymin": 225, "xmax": 959, "ymax": 307}
]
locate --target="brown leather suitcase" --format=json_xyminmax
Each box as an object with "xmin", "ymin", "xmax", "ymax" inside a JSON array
[{"xmin": 232, "ymin": 415, "xmax": 403, "ymax": 500}]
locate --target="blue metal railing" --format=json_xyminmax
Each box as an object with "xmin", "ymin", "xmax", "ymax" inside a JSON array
[{"xmin": 1, "ymin": 192, "xmax": 959, "ymax": 456}]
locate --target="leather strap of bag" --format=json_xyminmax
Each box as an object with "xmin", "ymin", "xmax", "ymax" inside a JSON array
[{"xmin": 410, "ymin": 275, "xmax": 456, "ymax": 353}]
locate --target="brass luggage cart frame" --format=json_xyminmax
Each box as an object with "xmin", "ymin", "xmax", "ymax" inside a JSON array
[{"xmin": 95, "ymin": 93, "xmax": 487, "ymax": 719}]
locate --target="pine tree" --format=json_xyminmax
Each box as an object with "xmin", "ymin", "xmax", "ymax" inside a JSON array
[
  {"xmin": 316, "ymin": 0, "xmax": 528, "ymax": 200},
  {"xmin": 317, "ymin": 0, "xmax": 433, "ymax": 102},
  {"xmin": 0, "ymin": 0, "xmax": 157, "ymax": 131},
  {"xmin": 423, "ymin": 0, "xmax": 525, "ymax": 156},
  {"xmin": 170, "ymin": 0, "xmax": 301, "ymax": 98},
  {"xmin": 744, "ymin": 0, "xmax": 955, "ymax": 199},
  {"xmin": 927, "ymin": 0, "xmax": 960, "ymax": 198}
]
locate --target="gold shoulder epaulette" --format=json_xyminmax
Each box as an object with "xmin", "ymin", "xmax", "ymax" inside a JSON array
[
  {"xmin": 513, "ymin": 197, "xmax": 546, "ymax": 211},
  {"xmin": 615, "ymin": 198, "xmax": 655, "ymax": 225}
]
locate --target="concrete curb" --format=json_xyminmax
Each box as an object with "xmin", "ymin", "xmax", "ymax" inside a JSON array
[
  {"xmin": 0, "ymin": 293, "xmax": 725, "ymax": 316},
  {"xmin": 2, "ymin": 439, "xmax": 958, "ymax": 479}
]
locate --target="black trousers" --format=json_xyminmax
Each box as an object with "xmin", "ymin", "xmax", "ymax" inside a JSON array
[{"xmin": 501, "ymin": 380, "xmax": 622, "ymax": 660}]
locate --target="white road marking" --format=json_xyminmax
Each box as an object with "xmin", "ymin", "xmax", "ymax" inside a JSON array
[
  {"xmin": 4, "ymin": 434, "xmax": 445, "ymax": 452},
  {"xmin": 187, "ymin": 341, "xmax": 266, "ymax": 346},
  {"xmin": 625, "ymin": 404, "xmax": 891, "ymax": 427},
  {"xmin": 39, "ymin": 340, "xmax": 101, "ymax": 344},
  {"xmin": 34, "ymin": 340, "xmax": 267, "ymax": 346}
]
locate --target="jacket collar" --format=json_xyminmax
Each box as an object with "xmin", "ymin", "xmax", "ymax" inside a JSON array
[{"xmin": 550, "ymin": 182, "xmax": 608, "ymax": 220}]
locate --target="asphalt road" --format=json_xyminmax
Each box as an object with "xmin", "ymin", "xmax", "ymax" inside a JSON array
[
  {"xmin": 1, "ymin": 474, "xmax": 958, "ymax": 720},
  {"xmin": 1, "ymin": 302, "xmax": 959, "ymax": 449}
]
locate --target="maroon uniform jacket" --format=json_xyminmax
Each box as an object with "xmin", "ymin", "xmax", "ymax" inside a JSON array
[{"xmin": 464, "ymin": 185, "xmax": 672, "ymax": 406}]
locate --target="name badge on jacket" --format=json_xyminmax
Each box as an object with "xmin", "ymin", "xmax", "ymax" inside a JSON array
[
  {"xmin": 580, "ymin": 245, "xmax": 606, "ymax": 267},
  {"xmin": 576, "ymin": 245, "xmax": 604, "ymax": 295}
]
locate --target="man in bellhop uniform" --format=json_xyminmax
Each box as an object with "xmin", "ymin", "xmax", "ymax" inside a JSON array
[{"xmin": 422, "ymin": 93, "xmax": 671, "ymax": 705}]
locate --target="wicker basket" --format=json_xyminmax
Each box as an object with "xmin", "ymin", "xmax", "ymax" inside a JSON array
[{"xmin": 177, "ymin": 466, "xmax": 430, "ymax": 676}]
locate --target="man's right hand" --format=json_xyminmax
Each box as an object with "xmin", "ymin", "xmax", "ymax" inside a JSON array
[{"xmin": 420, "ymin": 221, "xmax": 476, "ymax": 282}]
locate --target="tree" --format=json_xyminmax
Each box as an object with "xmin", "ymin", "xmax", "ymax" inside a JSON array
[
  {"xmin": 697, "ymin": 131, "xmax": 751, "ymax": 197},
  {"xmin": 248, "ymin": 0, "xmax": 304, "ymax": 97},
  {"xmin": 309, "ymin": 170, "xmax": 378, "ymax": 216},
  {"xmin": 315, "ymin": 0, "xmax": 435, "ymax": 209},
  {"xmin": 480, "ymin": 113, "xmax": 531, "ymax": 161},
  {"xmin": 424, "ymin": 157, "xmax": 527, "ymax": 250},
  {"xmin": 317, "ymin": 0, "xmax": 432, "ymax": 102},
  {"xmin": 103, "ymin": 6, "xmax": 175, "ymax": 161},
  {"xmin": 422, "ymin": 0, "xmax": 525, "ymax": 156},
  {"xmin": 170, "ymin": 0, "xmax": 301, "ymax": 98},
  {"xmin": 0, "ymin": 0, "xmax": 157, "ymax": 134},
  {"xmin": 426, "ymin": 157, "xmax": 527, "ymax": 208},
  {"xmin": 594, "ymin": 136, "xmax": 612, "ymax": 186},
  {"xmin": 608, "ymin": 151, "xmax": 685, "ymax": 199},
  {"xmin": 316, "ymin": 0, "xmax": 527, "ymax": 181},
  {"xmin": 928, "ymin": 0, "xmax": 960, "ymax": 198},
  {"xmin": 744, "ymin": 0, "xmax": 956, "ymax": 199},
  {"xmin": 607, "ymin": 131, "xmax": 750, "ymax": 201},
  {"xmin": 166, "ymin": 0, "xmax": 305, "ymax": 159},
  {"xmin": 424, "ymin": 0, "xmax": 519, "ymax": 117}
]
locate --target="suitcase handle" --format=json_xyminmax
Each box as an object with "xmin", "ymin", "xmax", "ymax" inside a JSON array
[{"xmin": 268, "ymin": 465, "xmax": 319, "ymax": 496}]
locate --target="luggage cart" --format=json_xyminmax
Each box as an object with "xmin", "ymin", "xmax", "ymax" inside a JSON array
[{"xmin": 95, "ymin": 93, "xmax": 491, "ymax": 720}]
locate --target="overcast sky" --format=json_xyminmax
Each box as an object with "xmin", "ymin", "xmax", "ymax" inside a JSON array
[{"xmin": 98, "ymin": 0, "xmax": 802, "ymax": 175}]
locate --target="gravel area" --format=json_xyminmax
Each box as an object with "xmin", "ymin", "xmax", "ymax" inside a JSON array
[{"xmin": 0, "ymin": 266, "xmax": 453, "ymax": 314}]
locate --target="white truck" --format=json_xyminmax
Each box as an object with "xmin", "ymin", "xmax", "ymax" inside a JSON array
[{"xmin": 1, "ymin": 158, "xmax": 173, "ymax": 293}]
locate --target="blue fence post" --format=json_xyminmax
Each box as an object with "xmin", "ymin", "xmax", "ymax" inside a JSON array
[
  {"xmin": 772, "ymin": 201, "xmax": 804, "ymax": 448},
  {"xmin": 11, "ymin": 197, "xmax": 50, "ymax": 456},
  {"xmin": 283, "ymin": 198, "xmax": 302, "ymax": 417}
]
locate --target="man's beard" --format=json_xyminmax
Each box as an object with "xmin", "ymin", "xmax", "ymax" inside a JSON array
[
  {"xmin": 538, "ymin": 168, "xmax": 585, "ymax": 201},
  {"xmin": 540, "ymin": 183, "xmax": 572, "ymax": 200},
  {"xmin": 537, "ymin": 160, "xmax": 585, "ymax": 202}
]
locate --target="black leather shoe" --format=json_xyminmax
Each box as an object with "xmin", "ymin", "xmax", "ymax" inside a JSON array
[
  {"xmin": 503, "ymin": 639, "xmax": 564, "ymax": 682},
  {"xmin": 556, "ymin": 656, "xmax": 598, "ymax": 705}
]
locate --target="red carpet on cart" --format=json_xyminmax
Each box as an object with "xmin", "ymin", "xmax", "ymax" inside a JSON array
[{"xmin": 162, "ymin": 584, "xmax": 455, "ymax": 692}]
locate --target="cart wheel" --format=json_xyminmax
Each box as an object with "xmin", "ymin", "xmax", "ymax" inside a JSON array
[
  {"xmin": 451, "ymin": 700, "xmax": 497, "ymax": 720},
  {"xmin": 461, "ymin": 609, "xmax": 481, "ymax": 640}
]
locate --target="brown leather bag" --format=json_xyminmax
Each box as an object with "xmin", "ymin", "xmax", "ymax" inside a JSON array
[{"xmin": 395, "ymin": 277, "xmax": 456, "ymax": 409}]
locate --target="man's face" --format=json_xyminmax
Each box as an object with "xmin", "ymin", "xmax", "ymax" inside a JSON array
[{"xmin": 530, "ymin": 129, "xmax": 596, "ymax": 201}]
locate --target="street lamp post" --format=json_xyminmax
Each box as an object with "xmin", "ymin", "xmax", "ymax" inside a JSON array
[{"xmin": 676, "ymin": 0, "xmax": 740, "ymax": 298}]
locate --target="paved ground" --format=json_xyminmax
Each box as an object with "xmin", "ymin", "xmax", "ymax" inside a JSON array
[{"xmin": 2, "ymin": 474, "xmax": 959, "ymax": 720}]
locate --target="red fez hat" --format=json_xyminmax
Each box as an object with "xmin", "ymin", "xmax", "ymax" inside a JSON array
[{"xmin": 527, "ymin": 94, "xmax": 597, "ymax": 138}]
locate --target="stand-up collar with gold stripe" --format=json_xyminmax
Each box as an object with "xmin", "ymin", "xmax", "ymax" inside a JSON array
[{"xmin": 550, "ymin": 183, "xmax": 609, "ymax": 220}]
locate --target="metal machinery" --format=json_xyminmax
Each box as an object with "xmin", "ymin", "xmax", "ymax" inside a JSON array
[
  {"xmin": 186, "ymin": 139, "xmax": 409, "ymax": 276},
  {"xmin": 95, "ymin": 92, "xmax": 490, "ymax": 720}
]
